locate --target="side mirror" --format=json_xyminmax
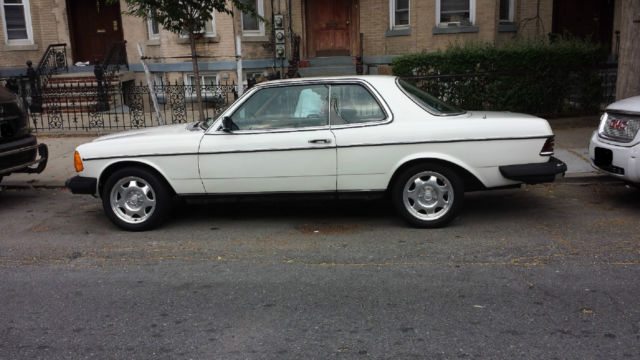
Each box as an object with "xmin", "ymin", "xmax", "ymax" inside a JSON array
[{"xmin": 221, "ymin": 116, "xmax": 234, "ymax": 132}]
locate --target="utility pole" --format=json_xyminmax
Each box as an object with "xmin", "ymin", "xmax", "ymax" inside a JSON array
[
  {"xmin": 235, "ymin": 35, "xmax": 243, "ymax": 97},
  {"xmin": 137, "ymin": 43, "xmax": 164, "ymax": 125}
]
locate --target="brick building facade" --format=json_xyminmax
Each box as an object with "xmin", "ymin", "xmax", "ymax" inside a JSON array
[{"xmin": 0, "ymin": 0, "xmax": 619, "ymax": 85}]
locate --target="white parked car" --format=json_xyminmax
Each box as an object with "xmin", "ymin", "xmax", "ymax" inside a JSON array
[
  {"xmin": 66, "ymin": 76, "xmax": 566, "ymax": 230},
  {"xmin": 589, "ymin": 95, "xmax": 640, "ymax": 184}
]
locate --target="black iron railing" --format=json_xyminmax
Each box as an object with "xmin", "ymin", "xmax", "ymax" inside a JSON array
[
  {"xmin": 403, "ymin": 65, "xmax": 617, "ymax": 116},
  {"xmin": 20, "ymin": 80, "xmax": 238, "ymax": 132},
  {"xmin": 27, "ymin": 43, "xmax": 68, "ymax": 112},
  {"xmin": 94, "ymin": 41, "xmax": 129, "ymax": 111},
  {"xmin": 101, "ymin": 40, "xmax": 129, "ymax": 80},
  {"xmin": 286, "ymin": 35, "xmax": 301, "ymax": 78},
  {"xmin": 356, "ymin": 33, "xmax": 364, "ymax": 75}
]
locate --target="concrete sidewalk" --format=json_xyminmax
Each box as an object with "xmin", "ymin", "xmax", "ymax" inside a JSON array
[{"xmin": 1, "ymin": 118, "xmax": 604, "ymax": 188}]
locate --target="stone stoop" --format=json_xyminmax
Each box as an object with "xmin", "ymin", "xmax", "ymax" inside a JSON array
[
  {"xmin": 41, "ymin": 71, "xmax": 133, "ymax": 113},
  {"xmin": 298, "ymin": 57, "xmax": 358, "ymax": 77}
]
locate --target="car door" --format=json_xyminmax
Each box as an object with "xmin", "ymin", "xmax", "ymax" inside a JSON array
[
  {"xmin": 328, "ymin": 83, "xmax": 392, "ymax": 191},
  {"xmin": 198, "ymin": 84, "xmax": 337, "ymax": 194}
]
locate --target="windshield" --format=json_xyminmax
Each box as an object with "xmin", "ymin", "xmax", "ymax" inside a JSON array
[{"xmin": 397, "ymin": 79, "xmax": 466, "ymax": 116}]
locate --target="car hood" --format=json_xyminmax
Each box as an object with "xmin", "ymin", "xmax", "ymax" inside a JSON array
[
  {"xmin": 93, "ymin": 122, "xmax": 197, "ymax": 142},
  {"xmin": 77, "ymin": 122, "xmax": 204, "ymax": 159},
  {"xmin": 606, "ymin": 95, "xmax": 640, "ymax": 114}
]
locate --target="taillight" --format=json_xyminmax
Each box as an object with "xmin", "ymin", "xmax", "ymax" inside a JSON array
[{"xmin": 540, "ymin": 137, "xmax": 554, "ymax": 156}]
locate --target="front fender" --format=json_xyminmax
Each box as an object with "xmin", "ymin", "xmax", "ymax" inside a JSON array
[{"xmin": 80, "ymin": 156, "xmax": 204, "ymax": 196}]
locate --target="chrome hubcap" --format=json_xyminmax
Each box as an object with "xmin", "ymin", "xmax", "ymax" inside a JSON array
[
  {"xmin": 403, "ymin": 171, "xmax": 453, "ymax": 221},
  {"xmin": 110, "ymin": 176, "xmax": 156, "ymax": 224}
]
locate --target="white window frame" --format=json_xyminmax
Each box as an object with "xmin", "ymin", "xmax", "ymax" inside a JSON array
[
  {"xmin": 1, "ymin": 0, "xmax": 34, "ymax": 45},
  {"xmin": 179, "ymin": 12, "xmax": 216, "ymax": 38},
  {"xmin": 499, "ymin": 0, "xmax": 515, "ymax": 23},
  {"xmin": 153, "ymin": 73, "xmax": 165, "ymax": 87},
  {"xmin": 147, "ymin": 17, "xmax": 160, "ymax": 40},
  {"xmin": 184, "ymin": 72, "xmax": 220, "ymax": 96},
  {"xmin": 389, "ymin": 0, "xmax": 410, "ymax": 30},
  {"xmin": 246, "ymin": 71, "xmax": 266, "ymax": 81},
  {"xmin": 435, "ymin": 0, "xmax": 476, "ymax": 27},
  {"xmin": 241, "ymin": 0, "xmax": 264, "ymax": 36}
]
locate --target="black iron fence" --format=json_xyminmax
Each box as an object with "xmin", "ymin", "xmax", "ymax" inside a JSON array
[
  {"xmin": 10, "ymin": 80, "xmax": 239, "ymax": 132},
  {"xmin": 1, "ymin": 64, "xmax": 618, "ymax": 133},
  {"xmin": 401, "ymin": 64, "xmax": 617, "ymax": 117}
]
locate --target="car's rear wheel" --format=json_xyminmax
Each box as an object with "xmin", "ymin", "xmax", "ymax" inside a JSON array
[
  {"xmin": 392, "ymin": 163, "xmax": 463, "ymax": 228},
  {"xmin": 102, "ymin": 167, "xmax": 171, "ymax": 231}
]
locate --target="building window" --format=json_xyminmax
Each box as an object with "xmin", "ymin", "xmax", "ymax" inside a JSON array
[
  {"xmin": 241, "ymin": 0, "xmax": 264, "ymax": 36},
  {"xmin": 436, "ymin": 0, "xmax": 476, "ymax": 27},
  {"xmin": 390, "ymin": 0, "xmax": 409, "ymax": 29},
  {"xmin": 1, "ymin": 0, "xmax": 33, "ymax": 44},
  {"xmin": 179, "ymin": 13, "xmax": 216, "ymax": 38},
  {"xmin": 147, "ymin": 17, "xmax": 160, "ymax": 40},
  {"xmin": 184, "ymin": 72, "xmax": 223, "ymax": 101},
  {"xmin": 153, "ymin": 73, "xmax": 165, "ymax": 86},
  {"xmin": 500, "ymin": 0, "xmax": 514, "ymax": 23}
]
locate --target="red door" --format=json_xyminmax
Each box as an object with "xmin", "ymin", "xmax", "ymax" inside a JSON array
[
  {"xmin": 67, "ymin": 0, "xmax": 125, "ymax": 64},
  {"xmin": 306, "ymin": 0, "xmax": 352, "ymax": 57}
]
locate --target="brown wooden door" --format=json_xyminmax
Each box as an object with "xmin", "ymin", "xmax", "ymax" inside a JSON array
[
  {"xmin": 552, "ymin": 0, "xmax": 615, "ymax": 46},
  {"xmin": 68, "ymin": 0, "xmax": 124, "ymax": 64},
  {"xmin": 306, "ymin": 0, "xmax": 352, "ymax": 57}
]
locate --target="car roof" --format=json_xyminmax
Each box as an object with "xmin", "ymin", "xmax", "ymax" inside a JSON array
[{"xmin": 253, "ymin": 75, "xmax": 398, "ymax": 89}]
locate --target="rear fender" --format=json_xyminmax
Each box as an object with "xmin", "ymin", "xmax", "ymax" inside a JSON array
[{"xmin": 388, "ymin": 152, "xmax": 487, "ymax": 190}]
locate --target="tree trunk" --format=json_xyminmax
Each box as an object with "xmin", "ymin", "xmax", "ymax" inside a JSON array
[
  {"xmin": 616, "ymin": 0, "xmax": 640, "ymax": 100},
  {"xmin": 190, "ymin": 35, "xmax": 205, "ymax": 122}
]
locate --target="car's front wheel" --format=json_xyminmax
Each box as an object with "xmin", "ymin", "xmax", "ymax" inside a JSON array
[
  {"xmin": 392, "ymin": 163, "xmax": 463, "ymax": 228},
  {"xmin": 102, "ymin": 167, "xmax": 171, "ymax": 231}
]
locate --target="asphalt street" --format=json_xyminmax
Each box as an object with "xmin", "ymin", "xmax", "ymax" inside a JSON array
[{"xmin": 0, "ymin": 180, "xmax": 639, "ymax": 359}]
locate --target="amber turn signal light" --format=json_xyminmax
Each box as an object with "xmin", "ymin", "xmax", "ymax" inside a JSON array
[{"xmin": 74, "ymin": 151, "xmax": 84, "ymax": 172}]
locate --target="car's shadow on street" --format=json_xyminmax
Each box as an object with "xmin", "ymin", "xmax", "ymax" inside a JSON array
[
  {"xmin": 170, "ymin": 197, "xmax": 396, "ymax": 225},
  {"xmin": 165, "ymin": 187, "xmax": 560, "ymax": 229}
]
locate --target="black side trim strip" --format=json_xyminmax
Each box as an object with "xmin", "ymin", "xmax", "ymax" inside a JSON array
[
  {"xmin": 179, "ymin": 190, "xmax": 387, "ymax": 204},
  {"xmin": 83, "ymin": 135, "xmax": 551, "ymax": 162},
  {"xmin": 336, "ymin": 135, "xmax": 550, "ymax": 149},
  {"xmin": 83, "ymin": 152, "xmax": 199, "ymax": 161}
]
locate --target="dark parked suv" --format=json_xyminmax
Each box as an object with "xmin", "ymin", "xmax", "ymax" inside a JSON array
[{"xmin": 0, "ymin": 86, "xmax": 47, "ymax": 183}]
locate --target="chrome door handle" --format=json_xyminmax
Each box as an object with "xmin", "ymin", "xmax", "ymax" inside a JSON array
[{"xmin": 308, "ymin": 139, "xmax": 332, "ymax": 144}]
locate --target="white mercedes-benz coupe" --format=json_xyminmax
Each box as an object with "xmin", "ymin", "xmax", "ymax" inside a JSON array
[{"xmin": 67, "ymin": 76, "xmax": 566, "ymax": 230}]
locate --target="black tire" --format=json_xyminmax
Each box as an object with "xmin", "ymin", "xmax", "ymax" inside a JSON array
[
  {"xmin": 392, "ymin": 163, "xmax": 464, "ymax": 228},
  {"xmin": 101, "ymin": 167, "xmax": 172, "ymax": 231}
]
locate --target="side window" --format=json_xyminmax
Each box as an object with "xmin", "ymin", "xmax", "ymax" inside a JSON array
[
  {"xmin": 329, "ymin": 84, "xmax": 386, "ymax": 125},
  {"xmin": 230, "ymin": 85, "xmax": 329, "ymax": 130}
]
